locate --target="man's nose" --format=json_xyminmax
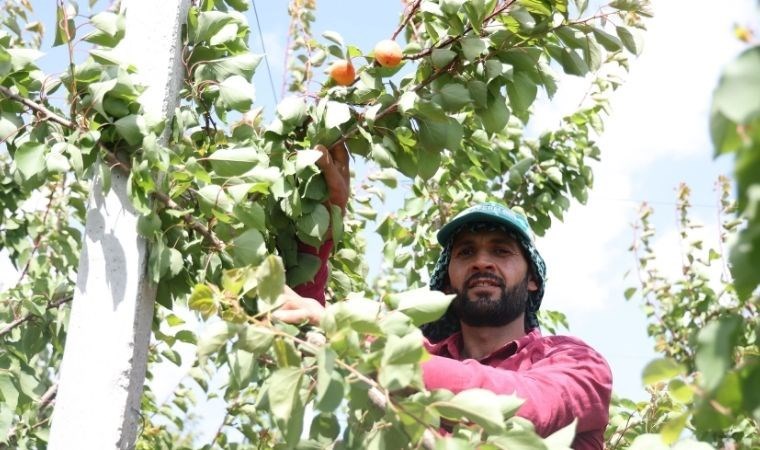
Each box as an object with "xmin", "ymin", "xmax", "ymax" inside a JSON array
[{"xmin": 470, "ymin": 251, "xmax": 495, "ymax": 272}]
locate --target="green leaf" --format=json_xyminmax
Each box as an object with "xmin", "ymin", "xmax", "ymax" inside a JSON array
[
  {"xmin": 309, "ymin": 413, "xmax": 341, "ymax": 442},
  {"xmin": 267, "ymin": 367, "xmax": 304, "ymax": 439},
  {"xmin": 114, "ymin": 114, "xmax": 147, "ymax": 146},
  {"xmin": 711, "ymin": 47, "xmax": 760, "ymax": 124},
  {"xmin": 623, "ymin": 287, "xmax": 636, "ymax": 300},
  {"xmin": 729, "ymin": 188, "xmax": 760, "ymax": 299},
  {"xmin": 53, "ymin": 3, "xmax": 75, "ymax": 47},
  {"xmin": 381, "ymin": 333, "xmax": 425, "ymax": 365},
  {"xmin": 296, "ymin": 204, "xmax": 330, "ymax": 244},
  {"xmin": 295, "ymin": 149, "xmax": 322, "ymax": 173},
  {"xmin": 391, "ymin": 288, "xmax": 453, "ymax": 326},
  {"xmin": 667, "ymin": 378, "xmax": 694, "ymax": 404},
  {"xmin": 14, "ymin": 142, "xmax": 46, "ymax": 179},
  {"xmin": 208, "ymin": 147, "xmax": 262, "ymax": 177},
  {"xmin": 325, "ymin": 297, "xmax": 382, "ymax": 334},
  {"xmin": 224, "ymin": 0, "xmax": 250, "ymax": 11},
  {"xmin": 6, "ymin": 48, "xmax": 43, "ymax": 70},
  {"xmin": 431, "ymin": 48, "xmax": 456, "ymax": 68},
  {"xmin": 616, "ymin": 25, "xmax": 642, "ymax": 55},
  {"xmin": 276, "ymin": 96, "xmax": 307, "ymax": 124},
  {"xmin": 0, "ymin": 111, "xmax": 23, "ymax": 142},
  {"xmin": 480, "ymin": 93, "xmax": 510, "ymax": 134},
  {"xmin": 434, "ymin": 389, "xmax": 522, "ymax": 434},
  {"xmin": 322, "ymin": 30, "xmax": 344, "ymax": 47},
  {"xmin": 85, "ymin": 11, "xmax": 125, "ymax": 47},
  {"xmin": 189, "ymin": 284, "xmax": 217, "ymax": 319},
  {"xmin": 544, "ymin": 419, "xmax": 577, "ymax": 449},
  {"xmin": 592, "ymin": 27, "xmax": 622, "ymax": 51},
  {"xmin": 230, "ymin": 229, "xmax": 266, "ymax": 266},
  {"xmin": 194, "ymin": 11, "xmax": 235, "ymax": 43},
  {"xmin": 195, "ymin": 53, "xmax": 262, "ymax": 82},
  {"xmin": 315, "ymin": 348, "xmax": 344, "ymax": 412},
  {"xmin": 439, "ymin": 83, "xmax": 471, "ymax": 111},
  {"xmin": 460, "ymin": 36, "xmax": 486, "ymax": 61},
  {"xmin": 518, "ymin": 0, "xmax": 552, "ymax": 15},
  {"xmin": 256, "ymin": 255, "xmax": 285, "ymax": 304},
  {"xmin": 219, "ymin": 75, "xmax": 255, "ymax": 111},
  {"xmin": 197, "ymin": 321, "xmax": 238, "ymax": 363},
  {"xmin": 286, "ymin": 253, "xmax": 321, "ymax": 286},
  {"xmin": 642, "ymin": 358, "xmax": 686, "ymax": 386},
  {"xmin": 237, "ymin": 325, "xmax": 274, "ymax": 354},
  {"xmin": 325, "ymin": 101, "xmax": 351, "ymax": 129},
  {"xmin": 489, "ymin": 431, "xmax": 549, "ymax": 450},
  {"xmin": 629, "ymin": 434, "xmax": 668, "ymax": 450},
  {"xmin": 197, "ymin": 184, "xmax": 233, "ymax": 212},
  {"xmin": 660, "ymin": 413, "xmax": 688, "ymax": 445},
  {"xmin": 695, "ymin": 314, "xmax": 742, "ymax": 391},
  {"xmin": 507, "ymin": 71, "xmax": 538, "ymax": 112},
  {"xmin": 87, "ymin": 78, "xmax": 118, "ymax": 118}
]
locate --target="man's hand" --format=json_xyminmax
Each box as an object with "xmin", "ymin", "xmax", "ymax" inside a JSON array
[
  {"xmin": 314, "ymin": 142, "xmax": 350, "ymax": 214},
  {"xmin": 272, "ymin": 285, "xmax": 326, "ymax": 326}
]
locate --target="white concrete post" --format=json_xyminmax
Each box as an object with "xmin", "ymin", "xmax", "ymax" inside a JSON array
[{"xmin": 48, "ymin": 1, "xmax": 190, "ymax": 449}]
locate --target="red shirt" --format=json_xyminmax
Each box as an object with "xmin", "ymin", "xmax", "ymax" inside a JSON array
[{"xmin": 423, "ymin": 329, "xmax": 612, "ymax": 450}]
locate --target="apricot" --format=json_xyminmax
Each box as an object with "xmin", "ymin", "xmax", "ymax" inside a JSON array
[
  {"xmin": 373, "ymin": 39, "xmax": 402, "ymax": 68},
  {"xmin": 329, "ymin": 59, "xmax": 355, "ymax": 86}
]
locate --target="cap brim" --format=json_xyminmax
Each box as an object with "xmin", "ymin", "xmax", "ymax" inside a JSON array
[{"xmin": 437, "ymin": 212, "xmax": 531, "ymax": 245}]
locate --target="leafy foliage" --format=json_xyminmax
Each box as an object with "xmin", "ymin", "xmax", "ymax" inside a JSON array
[
  {"xmin": 610, "ymin": 179, "xmax": 759, "ymax": 449},
  {"xmin": 0, "ymin": 0, "xmax": 655, "ymax": 447}
]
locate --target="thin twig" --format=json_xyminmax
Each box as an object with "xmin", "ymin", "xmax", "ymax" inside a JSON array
[
  {"xmin": 15, "ymin": 182, "xmax": 62, "ymax": 287},
  {"xmin": 391, "ymin": 0, "xmax": 422, "ymax": 41},
  {"xmin": 0, "ymin": 85, "xmax": 77, "ymax": 129},
  {"xmin": 38, "ymin": 383, "xmax": 58, "ymax": 411}
]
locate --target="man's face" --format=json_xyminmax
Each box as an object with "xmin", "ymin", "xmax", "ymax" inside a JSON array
[{"xmin": 447, "ymin": 228, "xmax": 538, "ymax": 327}]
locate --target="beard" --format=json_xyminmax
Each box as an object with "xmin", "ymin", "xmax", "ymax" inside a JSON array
[{"xmin": 450, "ymin": 273, "xmax": 530, "ymax": 328}]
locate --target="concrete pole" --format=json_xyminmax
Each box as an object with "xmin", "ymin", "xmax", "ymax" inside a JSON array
[{"xmin": 48, "ymin": 1, "xmax": 190, "ymax": 449}]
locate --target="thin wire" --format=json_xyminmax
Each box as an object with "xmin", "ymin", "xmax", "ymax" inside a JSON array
[{"xmin": 251, "ymin": 0, "xmax": 278, "ymax": 105}]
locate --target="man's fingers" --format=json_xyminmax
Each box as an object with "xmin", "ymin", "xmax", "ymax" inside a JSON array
[{"xmin": 272, "ymin": 309, "xmax": 309, "ymax": 324}]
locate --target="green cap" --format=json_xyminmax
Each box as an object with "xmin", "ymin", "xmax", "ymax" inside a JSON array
[{"xmin": 437, "ymin": 202, "xmax": 533, "ymax": 246}]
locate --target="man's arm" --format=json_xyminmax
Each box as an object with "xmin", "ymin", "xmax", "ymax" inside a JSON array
[
  {"xmin": 289, "ymin": 142, "xmax": 349, "ymax": 305},
  {"xmin": 422, "ymin": 338, "xmax": 612, "ymax": 437}
]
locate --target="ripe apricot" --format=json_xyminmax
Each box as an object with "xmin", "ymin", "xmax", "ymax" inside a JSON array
[
  {"xmin": 329, "ymin": 59, "xmax": 355, "ymax": 86},
  {"xmin": 373, "ymin": 39, "xmax": 402, "ymax": 68}
]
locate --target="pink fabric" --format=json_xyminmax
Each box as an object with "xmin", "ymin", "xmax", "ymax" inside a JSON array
[
  {"xmin": 423, "ymin": 329, "xmax": 612, "ymax": 450},
  {"xmin": 292, "ymin": 240, "xmax": 333, "ymax": 306}
]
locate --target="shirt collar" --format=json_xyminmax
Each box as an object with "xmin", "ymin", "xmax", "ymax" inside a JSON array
[{"xmin": 435, "ymin": 327, "xmax": 542, "ymax": 361}]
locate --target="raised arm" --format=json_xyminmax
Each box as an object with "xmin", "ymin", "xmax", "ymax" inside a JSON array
[
  {"xmin": 422, "ymin": 337, "xmax": 612, "ymax": 438},
  {"xmin": 290, "ymin": 142, "xmax": 350, "ymax": 305}
]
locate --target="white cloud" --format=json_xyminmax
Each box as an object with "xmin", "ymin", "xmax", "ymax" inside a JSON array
[{"xmin": 534, "ymin": 0, "xmax": 756, "ymax": 314}]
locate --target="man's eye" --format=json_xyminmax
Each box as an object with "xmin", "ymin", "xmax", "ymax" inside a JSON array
[{"xmin": 456, "ymin": 248, "xmax": 473, "ymax": 257}]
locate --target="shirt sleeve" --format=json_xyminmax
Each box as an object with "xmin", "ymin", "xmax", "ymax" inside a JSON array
[
  {"xmin": 421, "ymin": 340, "xmax": 612, "ymax": 437},
  {"xmin": 291, "ymin": 240, "xmax": 333, "ymax": 306}
]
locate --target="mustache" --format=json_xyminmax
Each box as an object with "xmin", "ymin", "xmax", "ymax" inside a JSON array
[{"xmin": 464, "ymin": 272, "xmax": 505, "ymax": 288}]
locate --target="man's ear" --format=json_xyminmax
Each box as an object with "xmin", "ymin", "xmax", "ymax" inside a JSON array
[{"xmin": 527, "ymin": 275, "xmax": 538, "ymax": 292}]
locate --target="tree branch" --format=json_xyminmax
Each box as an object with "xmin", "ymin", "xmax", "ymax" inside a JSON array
[
  {"xmin": 0, "ymin": 85, "xmax": 78, "ymax": 130},
  {"xmin": 391, "ymin": 0, "xmax": 422, "ymax": 41},
  {"xmin": 0, "ymin": 295, "xmax": 73, "ymax": 339},
  {"xmin": 152, "ymin": 190, "xmax": 227, "ymax": 251},
  {"xmin": 100, "ymin": 151, "xmax": 226, "ymax": 251},
  {"xmin": 405, "ymin": 0, "xmax": 516, "ymax": 60}
]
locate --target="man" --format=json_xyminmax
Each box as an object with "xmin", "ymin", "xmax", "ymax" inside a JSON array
[{"xmin": 277, "ymin": 148, "xmax": 612, "ymax": 449}]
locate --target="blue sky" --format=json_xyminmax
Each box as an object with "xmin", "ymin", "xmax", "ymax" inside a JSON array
[{"xmin": 2, "ymin": 0, "xmax": 759, "ymax": 442}]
